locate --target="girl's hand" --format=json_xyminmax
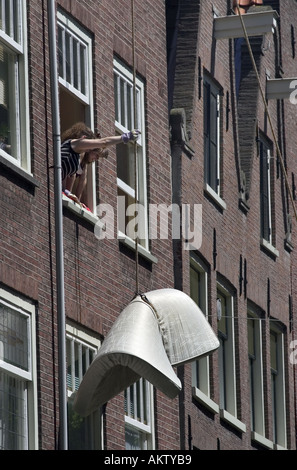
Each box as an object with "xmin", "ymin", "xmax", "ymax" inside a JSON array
[{"xmin": 121, "ymin": 129, "xmax": 141, "ymax": 143}]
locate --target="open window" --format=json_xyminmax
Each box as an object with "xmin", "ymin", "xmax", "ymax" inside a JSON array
[
  {"xmin": 0, "ymin": 0, "xmax": 30, "ymax": 171},
  {"xmin": 58, "ymin": 10, "xmax": 96, "ymax": 213}
]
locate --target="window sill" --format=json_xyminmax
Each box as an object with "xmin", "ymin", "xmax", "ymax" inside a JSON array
[
  {"xmin": 251, "ymin": 431, "xmax": 274, "ymax": 450},
  {"xmin": 260, "ymin": 238, "xmax": 279, "ymax": 258},
  {"xmin": 274, "ymin": 443, "xmax": 287, "ymax": 450},
  {"xmin": 0, "ymin": 154, "xmax": 39, "ymax": 189},
  {"xmin": 192, "ymin": 387, "xmax": 219, "ymax": 414},
  {"xmin": 284, "ymin": 238, "xmax": 294, "ymax": 253},
  {"xmin": 204, "ymin": 184, "xmax": 227, "ymax": 211},
  {"xmin": 62, "ymin": 194, "xmax": 99, "ymax": 225},
  {"xmin": 118, "ymin": 231, "xmax": 158, "ymax": 264},
  {"xmin": 125, "ymin": 415, "xmax": 151, "ymax": 434},
  {"xmin": 220, "ymin": 408, "xmax": 246, "ymax": 433}
]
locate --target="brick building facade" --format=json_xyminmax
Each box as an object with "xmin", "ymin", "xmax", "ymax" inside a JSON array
[
  {"xmin": 168, "ymin": 0, "xmax": 297, "ymax": 450},
  {"xmin": 0, "ymin": 0, "xmax": 296, "ymax": 451}
]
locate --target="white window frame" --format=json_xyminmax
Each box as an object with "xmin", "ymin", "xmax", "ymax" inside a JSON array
[
  {"xmin": 0, "ymin": 287, "xmax": 38, "ymax": 450},
  {"xmin": 58, "ymin": 11, "xmax": 91, "ymax": 105},
  {"xmin": 266, "ymin": 149, "xmax": 272, "ymax": 244},
  {"xmin": 58, "ymin": 10, "xmax": 97, "ymax": 215},
  {"xmin": 217, "ymin": 284, "xmax": 246, "ymax": 433},
  {"xmin": 260, "ymin": 140, "xmax": 272, "ymax": 243},
  {"xmin": 259, "ymin": 137, "xmax": 279, "ymax": 256},
  {"xmin": 124, "ymin": 378, "xmax": 155, "ymax": 450},
  {"xmin": 190, "ymin": 255, "xmax": 219, "ymax": 414},
  {"xmin": 114, "ymin": 58, "xmax": 149, "ymax": 252},
  {"xmin": 0, "ymin": 0, "xmax": 30, "ymax": 171},
  {"xmin": 248, "ymin": 308, "xmax": 268, "ymax": 447},
  {"xmin": 66, "ymin": 323, "xmax": 103, "ymax": 450},
  {"xmin": 203, "ymin": 75, "xmax": 226, "ymax": 210},
  {"xmin": 270, "ymin": 326, "xmax": 287, "ymax": 449}
]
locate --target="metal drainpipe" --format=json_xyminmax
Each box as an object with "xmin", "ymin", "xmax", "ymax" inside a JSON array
[{"xmin": 47, "ymin": 0, "xmax": 68, "ymax": 450}]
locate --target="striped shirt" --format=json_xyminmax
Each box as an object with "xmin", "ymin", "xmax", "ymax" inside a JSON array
[{"xmin": 61, "ymin": 139, "xmax": 81, "ymax": 181}]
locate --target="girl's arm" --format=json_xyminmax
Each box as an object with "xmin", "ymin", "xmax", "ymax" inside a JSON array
[
  {"xmin": 71, "ymin": 135, "xmax": 122, "ymax": 153},
  {"xmin": 71, "ymin": 130, "xmax": 140, "ymax": 153}
]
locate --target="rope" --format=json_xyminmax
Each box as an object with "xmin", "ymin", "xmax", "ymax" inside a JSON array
[
  {"xmin": 131, "ymin": 0, "xmax": 140, "ymax": 295},
  {"xmin": 235, "ymin": 1, "xmax": 297, "ymax": 223}
]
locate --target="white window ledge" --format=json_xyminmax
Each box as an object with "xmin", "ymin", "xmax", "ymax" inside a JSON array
[
  {"xmin": 274, "ymin": 443, "xmax": 287, "ymax": 450},
  {"xmin": 192, "ymin": 387, "xmax": 219, "ymax": 414},
  {"xmin": 220, "ymin": 408, "xmax": 246, "ymax": 433},
  {"xmin": 0, "ymin": 154, "xmax": 39, "ymax": 188},
  {"xmin": 260, "ymin": 238, "xmax": 279, "ymax": 257},
  {"xmin": 204, "ymin": 184, "xmax": 227, "ymax": 211},
  {"xmin": 118, "ymin": 231, "xmax": 158, "ymax": 264},
  {"xmin": 62, "ymin": 194, "xmax": 99, "ymax": 225},
  {"xmin": 251, "ymin": 431, "xmax": 274, "ymax": 450},
  {"xmin": 125, "ymin": 415, "xmax": 151, "ymax": 434}
]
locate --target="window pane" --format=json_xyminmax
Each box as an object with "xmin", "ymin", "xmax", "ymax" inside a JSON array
[
  {"xmin": 125, "ymin": 380, "xmax": 150, "ymax": 450},
  {"xmin": 65, "ymin": 31, "xmax": 71, "ymax": 84},
  {"xmin": 0, "ymin": 0, "xmax": 21, "ymax": 44},
  {"xmin": 66, "ymin": 339, "xmax": 72, "ymax": 391},
  {"xmin": 248, "ymin": 317, "xmax": 255, "ymax": 357},
  {"xmin": 117, "ymin": 141, "xmax": 135, "ymax": 189},
  {"xmin": 127, "ymin": 83, "xmax": 133, "ymax": 130},
  {"xmin": 125, "ymin": 379, "xmax": 148, "ymax": 424},
  {"xmin": 58, "ymin": 26, "xmax": 64, "ymax": 78},
  {"xmin": 270, "ymin": 331, "xmax": 277, "ymax": 372},
  {"xmin": 114, "ymin": 70, "xmax": 139, "ymax": 130},
  {"xmin": 120, "ymin": 77, "xmax": 126, "ymax": 126},
  {"xmin": 260, "ymin": 141, "xmax": 271, "ymax": 241},
  {"xmin": 217, "ymin": 294, "xmax": 227, "ymax": 336},
  {"xmin": 13, "ymin": 0, "xmax": 20, "ymax": 44},
  {"xmin": 190, "ymin": 266, "xmax": 200, "ymax": 306},
  {"xmin": 125, "ymin": 426, "xmax": 143, "ymax": 450},
  {"xmin": 204, "ymin": 78, "xmax": 220, "ymax": 192},
  {"xmin": 66, "ymin": 334, "xmax": 101, "ymax": 450},
  {"xmin": 0, "ymin": 304, "xmax": 29, "ymax": 371},
  {"xmin": 114, "ymin": 74, "xmax": 119, "ymax": 122},
  {"xmin": 0, "ymin": 45, "xmax": 20, "ymax": 159},
  {"xmin": 68, "ymin": 401, "xmax": 94, "ymax": 450},
  {"xmin": 58, "ymin": 21, "xmax": 89, "ymax": 100},
  {"xmin": 73, "ymin": 38, "xmax": 79, "ymax": 89},
  {"xmin": 210, "ymin": 91, "xmax": 217, "ymax": 143},
  {"xmin": 79, "ymin": 43, "xmax": 86, "ymax": 95},
  {"xmin": 0, "ymin": 371, "xmax": 27, "ymax": 450}
]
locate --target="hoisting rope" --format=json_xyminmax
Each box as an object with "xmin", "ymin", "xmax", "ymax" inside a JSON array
[
  {"xmin": 235, "ymin": 0, "xmax": 297, "ymax": 223},
  {"xmin": 131, "ymin": 0, "xmax": 140, "ymax": 296}
]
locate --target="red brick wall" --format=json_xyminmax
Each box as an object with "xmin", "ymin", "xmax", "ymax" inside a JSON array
[
  {"xmin": 1, "ymin": 0, "xmax": 296, "ymax": 451},
  {"xmin": 0, "ymin": 0, "xmax": 177, "ymax": 450},
  {"xmin": 173, "ymin": 0, "xmax": 297, "ymax": 450},
  {"xmin": 58, "ymin": 0, "xmax": 178, "ymax": 450}
]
